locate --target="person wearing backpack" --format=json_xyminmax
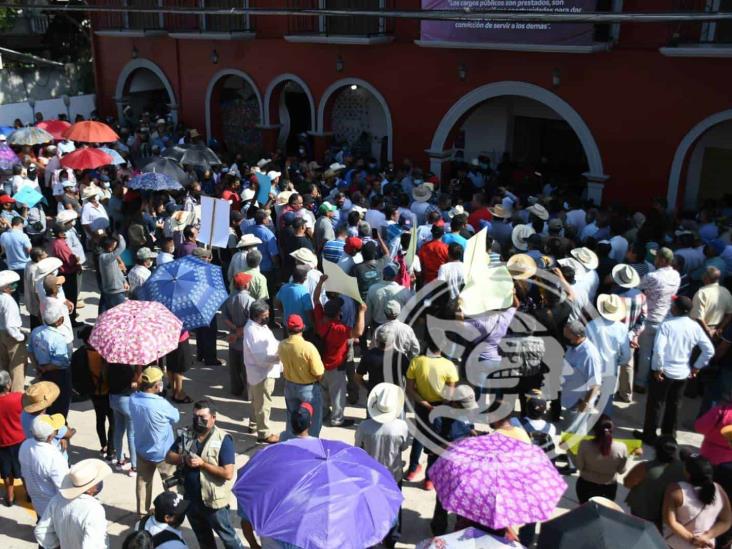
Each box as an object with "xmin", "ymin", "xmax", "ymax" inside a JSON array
[{"xmin": 137, "ymin": 491, "xmax": 189, "ymax": 548}]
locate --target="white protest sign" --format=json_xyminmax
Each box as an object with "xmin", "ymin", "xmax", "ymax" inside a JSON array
[
  {"xmin": 198, "ymin": 196, "xmax": 231, "ymax": 248},
  {"xmin": 322, "ymin": 259, "xmax": 364, "ymax": 305}
]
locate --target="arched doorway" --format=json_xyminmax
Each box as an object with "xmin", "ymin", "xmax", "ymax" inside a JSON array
[
  {"xmin": 264, "ymin": 74, "xmax": 316, "ymax": 156},
  {"xmin": 668, "ymin": 110, "xmax": 732, "ymax": 209},
  {"xmin": 205, "ymin": 69, "xmax": 262, "ymax": 158},
  {"xmin": 115, "ymin": 59, "xmax": 177, "ymax": 124},
  {"xmin": 318, "ymin": 78, "xmax": 393, "ymax": 163},
  {"xmin": 430, "ymin": 81, "xmax": 606, "ymax": 202}
]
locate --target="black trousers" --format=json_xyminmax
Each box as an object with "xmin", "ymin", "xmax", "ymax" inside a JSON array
[
  {"xmin": 90, "ymin": 394, "xmax": 114, "ymax": 452},
  {"xmin": 41, "ymin": 368, "xmax": 71, "ymax": 418},
  {"xmin": 62, "ymin": 271, "xmax": 79, "ymax": 321},
  {"xmin": 576, "ymin": 477, "xmax": 618, "ymax": 503},
  {"xmin": 642, "ymin": 376, "xmax": 687, "ymax": 439},
  {"xmin": 195, "ymin": 315, "xmax": 218, "ymax": 364}
]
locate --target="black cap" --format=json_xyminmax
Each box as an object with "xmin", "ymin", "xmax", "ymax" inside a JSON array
[
  {"xmin": 154, "ymin": 491, "xmax": 189, "ymax": 517},
  {"xmin": 673, "ymin": 295, "xmax": 693, "ymax": 314}
]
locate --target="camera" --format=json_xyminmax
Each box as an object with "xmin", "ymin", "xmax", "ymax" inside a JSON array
[{"xmin": 163, "ymin": 428, "xmax": 196, "ymax": 490}]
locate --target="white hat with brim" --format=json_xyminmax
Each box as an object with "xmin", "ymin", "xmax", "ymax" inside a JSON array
[
  {"xmin": 611, "ymin": 263, "xmax": 640, "ymax": 289},
  {"xmin": 170, "ymin": 210, "xmax": 196, "ymax": 232},
  {"xmin": 81, "ymin": 186, "xmax": 102, "ymax": 201},
  {"xmin": 351, "ymin": 205, "xmax": 367, "ymax": 217},
  {"xmin": 506, "ymin": 254, "xmax": 537, "ymax": 280},
  {"xmin": 329, "ymin": 162, "xmax": 346, "ymax": 172},
  {"xmin": 35, "ymin": 257, "xmax": 63, "ymax": 280},
  {"xmin": 276, "ymin": 191, "xmax": 293, "ymax": 206},
  {"xmin": 367, "ymin": 383, "xmax": 405, "ymax": 424},
  {"xmin": 60, "ymin": 459, "xmax": 112, "ymax": 500},
  {"xmin": 527, "ymin": 204, "xmax": 549, "ymax": 221},
  {"xmin": 412, "ymin": 185, "xmax": 432, "ymax": 203},
  {"xmin": 448, "ymin": 205, "xmax": 465, "ymax": 219},
  {"xmin": 0, "ymin": 270, "xmax": 20, "ymax": 288},
  {"xmin": 571, "ymin": 247, "xmax": 599, "ymax": 271},
  {"xmin": 511, "ymin": 224, "xmax": 535, "ymax": 252},
  {"xmin": 56, "ymin": 210, "xmax": 78, "ymax": 224},
  {"xmin": 488, "ymin": 205, "xmax": 511, "ymax": 219},
  {"xmin": 237, "ymin": 234, "xmax": 263, "ymax": 248},
  {"xmin": 290, "ymin": 247, "xmax": 318, "ymax": 269},
  {"xmin": 597, "ymin": 293, "xmax": 627, "ymax": 323},
  {"xmin": 241, "ymin": 188, "xmax": 256, "ymax": 202},
  {"xmin": 267, "ymin": 170, "xmax": 281, "ymax": 181}
]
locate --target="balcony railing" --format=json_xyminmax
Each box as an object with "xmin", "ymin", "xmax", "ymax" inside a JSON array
[
  {"xmin": 668, "ymin": 0, "xmax": 732, "ymax": 45},
  {"xmin": 204, "ymin": 0, "xmax": 250, "ymax": 32},
  {"xmin": 127, "ymin": 0, "xmax": 162, "ymax": 30},
  {"xmin": 287, "ymin": 0, "xmax": 393, "ymax": 37}
]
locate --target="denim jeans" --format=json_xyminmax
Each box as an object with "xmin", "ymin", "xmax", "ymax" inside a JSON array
[
  {"xmin": 284, "ymin": 381, "xmax": 323, "ymax": 437},
  {"xmin": 636, "ymin": 321, "xmax": 660, "ymax": 388},
  {"xmin": 109, "ymin": 393, "xmax": 136, "ymax": 467},
  {"xmin": 187, "ymin": 503, "xmax": 245, "ymax": 549},
  {"xmin": 100, "ymin": 291, "xmax": 126, "ymax": 313}
]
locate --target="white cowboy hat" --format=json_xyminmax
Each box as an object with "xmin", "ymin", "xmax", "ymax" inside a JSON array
[
  {"xmin": 290, "ymin": 247, "xmax": 318, "ymax": 269},
  {"xmin": 527, "ymin": 204, "xmax": 549, "ymax": 221},
  {"xmin": 275, "ymin": 191, "xmax": 293, "ymax": 206},
  {"xmin": 612, "ymin": 263, "xmax": 641, "ymax": 289},
  {"xmin": 35, "ymin": 257, "xmax": 63, "ymax": 281},
  {"xmin": 241, "ymin": 188, "xmax": 256, "ymax": 202},
  {"xmin": 256, "ymin": 158, "xmax": 271, "ymax": 169},
  {"xmin": 511, "ymin": 224, "xmax": 535, "ymax": 252},
  {"xmin": 570, "ymin": 247, "xmax": 599, "ymax": 270},
  {"xmin": 329, "ymin": 162, "xmax": 346, "ymax": 172},
  {"xmin": 596, "ymin": 293, "xmax": 627, "ymax": 323},
  {"xmin": 351, "ymin": 205, "xmax": 367, "ymax": 217},
  {"xmin": 0, "ymin": 270, "xmax": 20, "ymax": 288},
  {"xmin": 56, "ymin": 210, "xmax": 78, "ymax": 224},
  {"xmin": 506, "ymin": 254, "xmax": 537, "ymax": 280},
  {"xmin": 267, "ymin": 170, "xmax": 282, "ymax": 181},
  {"xmin": 367, "ymin": 383, "xmax": 405, "ymax": 424},
  {"xmin": 236, "ymin": 234, "xmax": 263, "ymax": 248},
  {"xmin": 81, "ymin": 185, "xmax": 102, "ymax": 201},
  {"xmin": 448, "ymin": 205, "xmax": 465, "ymax": 219},
  {"xmin": 170, "ymin": 210, "xmax": 195, "ymax": 232},
  {"xmin": 412, "ymin": 185, "xmax": 432, "ymax": 203},
  {"xmin": 59, "ymin": 459, "xmax": 112, "ymax": 500}
]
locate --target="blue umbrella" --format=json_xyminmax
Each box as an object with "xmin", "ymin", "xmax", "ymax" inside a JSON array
[
  {"xmin": 128, "ymin": 171, "xmax": 183, "ymax": 192},
  {"xmin": 0, "ymin": 126, "xmax": 16, "ymax": 137},
  {"xmin": 137, "ymin": 256, "xmax": 227, "ymax": 330},
  {"xmin": 98, "ymin": 146, "xmax": 126, "ymax": 165},
  {"xmin": 13, "ymin": 186, "xmax": 44, "ymax": 208}
]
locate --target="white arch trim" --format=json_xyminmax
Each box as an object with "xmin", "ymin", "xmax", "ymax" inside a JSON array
[
  {"xmin": 317, "ymin": 77, "xmax": 393, "ymax": 161},
  {"xmin": 667, "ymin": 109, "xmax": 732, "ymax": 208},
  {"xmin": 430, "ymin": 81, "xmax": 605, "ymax": 178},
  {"xmin": 114, "ymin": 58, "xmax": 178, "ymax": 124},
  {"xmin": 263, "ymin": 73, "xmax": 316, "ymax": 131},
  {"xmin": 204, "ymin": 69, "xmax": 263, "ymax": 141}
]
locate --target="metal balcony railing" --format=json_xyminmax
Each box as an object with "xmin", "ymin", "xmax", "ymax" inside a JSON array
[{"xmin": 287, "ymin": 0, "xmax": 393, "ymax": 36}]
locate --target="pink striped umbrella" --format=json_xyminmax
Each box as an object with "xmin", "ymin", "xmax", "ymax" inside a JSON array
[{"xmin": 89, "ymin": 300, "xmax": 182, "ymax": 365}]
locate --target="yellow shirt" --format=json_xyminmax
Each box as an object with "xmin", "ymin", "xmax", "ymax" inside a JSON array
[
  {"xmin": 691, "ymin": 282, "xmax": 732, "ymax": 328},
  {"xmin": 278, "ymin": 333, "xmax": 324, "ymax": 384},
  {"xmin": 406, "ymin": 354, "xmax": 459, "ymax": 403}
]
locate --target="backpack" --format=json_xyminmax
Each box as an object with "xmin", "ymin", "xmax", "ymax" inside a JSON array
[{"xmin": 519, "ymin": 417, "xmax": 556, "ymax": 455}]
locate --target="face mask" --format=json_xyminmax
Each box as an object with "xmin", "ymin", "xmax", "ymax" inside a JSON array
[
  {"xmin": 8, "ymin": 282, "xmax": 18, "ymax": 292},
  {"xmin": 192, "ymin": 415, "xmax": 209, "ymax": 434}
]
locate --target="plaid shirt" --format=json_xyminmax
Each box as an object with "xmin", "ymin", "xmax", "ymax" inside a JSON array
[{"xmin": 616, "ymin": 287, "xmax": 647, "ymax": 339}]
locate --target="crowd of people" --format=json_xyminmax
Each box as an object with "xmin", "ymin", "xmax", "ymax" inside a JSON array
[{"xmin": 1, "ymin": 110, "xmax": 732, "ymax": 548}]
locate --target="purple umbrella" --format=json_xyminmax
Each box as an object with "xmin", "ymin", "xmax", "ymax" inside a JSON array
[
  {"xmin": 429, "ymin": 433, "xmax": 566, "ymax": 530},
  {"xmin": 233, "ymin": 438, "xmax": 403, "ymax": 549},
  {"xmin": 0, "ymin": 143, "xmax": 20, "ymax": 171}
]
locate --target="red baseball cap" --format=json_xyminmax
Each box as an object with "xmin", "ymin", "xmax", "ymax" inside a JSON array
[
  {"xmin": 287, "ymin": 314, "xmax": 304, "ymax": 331},
  {"xmin": 0, "ymin": 195, "xmax": 15, "ymax": 204},
  {"xmin": 344, "ymin": 236, "xmax": 363, "ymax": 254},
  {"xmin": 233, "ymin": 272, "xmax": 253, "ymax": 288}
]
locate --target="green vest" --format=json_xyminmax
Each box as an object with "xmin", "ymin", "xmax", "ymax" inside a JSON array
[{"xmin": 199, "ymin": 426, "xmax": 234, "ymax": 510}]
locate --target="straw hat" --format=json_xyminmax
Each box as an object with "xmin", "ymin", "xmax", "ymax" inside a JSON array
[
  {"xmin": 367, "ymin": 383, "xmax": 405, "ymax": 424},
  {"xmin": 0, "ymin": 270, "xmax": 19, "ymax": 288},
  {"xmin": 570, "ymin": 247, "xmax": 599, "ymax": 271},
  {"xmin": 612, "ymin": 263, "xmax": 640, "ymax": 289},
  {"xmin": 290, "ymin": 247, "xmax": 318, "ymax": 269},
  {"xmin": 22, "ymin": 381, "xmax": 60, "ymax": 413},
  {"xmin": 506, "ymin": 254, "xmax": 537, "ymax": 280},
  {"xmin": 56, "ymin": 210, "xmax": 78, "ymax": 224},
  {"xmin": 276, "ymin": 191, "xmax": 293, "ymax": 206},
  {"xmin": 412, "ymin": 185, "xmax": 432, "ymax": 203},
  {"xmin": 170, "ymin": 210, "xmax": 196, "ymax": 232},
  {"xmin": 189, "ymin": 129, "xmax": 200, "ymax": 139},
  {"xmin": 59, "ymin": 459, "xmax": 112, "ymax": 500},
  {"xmin": 721, "ymin": 425, "xmax": 732, "ymax": 446},
  {"xmin": 511, "ymin": 224, "xmax": 535, "ymax": 251},
  {"xmin": 236, "ymin": 234, "xmax": 262, "ymax": 248},
  {"xmin": 81, "ymin": 186, "xmax": 102, "ymax": 201},
  {"xmin": 596, "ymin": 294, "xmax": 627, "ymax": 322},
  {"xmin": 35, "ymin": 257, "xmax": 63, "ymax": 281},
  {"xmin": 527, "ymin": 204, "xmax": 549, "ymax": 221},
  {"xmin": 488, "ymin": 205, "xmax": 510, "ymax": 219}
]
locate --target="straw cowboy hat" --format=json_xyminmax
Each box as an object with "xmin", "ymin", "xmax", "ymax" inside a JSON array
[
  {"xmin": 81, "ymin": 185, "xmax": 102, "ymax": 201},
  {"xmin": 412, "ymin": 185, "xmax": 432, "ymax": 203},
  {"xmin": 506, "ymin": 254, "xmax": 537, "ymax": 280},
  {"xmin": 236, "ymin": 234, "xmax": 262, "ymax": 248},
  {"xmin": 527, "ymin": 204, "xmax": 549, "ymax": 221},
  {"xmin": 290, "ymin": 247, "xmax": 318, "ymax": 269},
  {"xmin": 612, "ymin": 263, "xmax": 641, "ymax": 289},
  {"xmin": 488, "ymin": 205, "xmax": 510, "ymax": 219},
  {"xmin": 0, "ymin": 270, "xmax": 19, "ymax": 288},
  {"xmin": 596, "ymin": 294, "xmax": 627, "ymax": 322},
  {"xmin": 367, "ymin": 383, "xmax": 405, "ymax": 424},
  {"xmin": 511, "ymin": 224, "xmax": 535, "ymax": 251},
  {"xmin": 35, "ymin": 257, "xmax": 63, "ymax": 281},
  {"xmin": 22, "ymin": 381, "xmax": 60, "ymax": 413},
  {"xmin": 56, "ymin": 209, "xmax": 78, "ymax": 224},
  {"xmin": 570, "ymin": 247, "xmax": 599, "ymax": 271},
  {"xmin": 60, "ymin": 459, "xmax": 112, "ymax": 500},
  {"xmin": 276, "ymin": 191, "xmax": 293, "ymax": 206},
  {"xmin": 170, "ymin": 210, "xmax": 196, "ymax": 232}
]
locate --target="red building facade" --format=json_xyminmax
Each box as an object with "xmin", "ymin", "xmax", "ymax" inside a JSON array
[{"xmin": 91, "ymin": 0, "xmax": 732, "ymax": 209}]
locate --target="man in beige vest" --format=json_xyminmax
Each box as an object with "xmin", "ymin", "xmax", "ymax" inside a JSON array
[{"xmin": 166, "ymin": 398, "xmax": 243, "ymax": 549}]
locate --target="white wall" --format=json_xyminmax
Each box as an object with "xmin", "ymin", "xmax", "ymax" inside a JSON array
[
  {"xmin": 0, "ymin": 94, "xmax": 96, "ymax": 127},
  {"xmin": 684, "ymin": 119, "xmax": 732, "ymax": 208}
]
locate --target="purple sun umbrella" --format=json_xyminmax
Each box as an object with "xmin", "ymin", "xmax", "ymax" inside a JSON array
[
  {"xmin": 0, "ymin": 143, "xmax": 20, "ymax": 171},
  {"xmin": 429, "ymin": 433, "xmax": 567, "ymax": 530},
  {"xmin": 234, "ymin": 438, "xmax": 403, "ymax": 549}
]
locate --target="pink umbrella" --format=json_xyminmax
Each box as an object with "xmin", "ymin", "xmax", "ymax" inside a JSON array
[
  {"xmin": 429, "ymin": 433, "xmax": 566, "ymax": 530},
  {"xmin": 89, "ymin": 300, "xmax": 182, "ymax": 365}
]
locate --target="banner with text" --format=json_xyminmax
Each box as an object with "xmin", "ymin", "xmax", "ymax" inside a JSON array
[{"xmin": 420, "ymin": 0, "xmax": 597, "ymax": 45}]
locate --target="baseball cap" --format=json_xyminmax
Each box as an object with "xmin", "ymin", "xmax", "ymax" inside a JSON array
[
  {"xmin": 383, "ymin": 263, "xmax": 399, "ymax": 279},
  {"xmin": 344, "ymin": 236, "xmax": 363, "ymax": 254},
  {"xmin": 191, "ymin": 247, "xmax": 212, "ymax": 260},
  {"xmin": 136, "ymin": 247, "xmax": 157, "ymax": 260},
  {"xmin": 398, "ymin": 215, "xmax": 413, "ymax": 229},
  {"xmin": 291, "ymin": 402, "xmax": 313, "ymax": 433},
  {"xmin": 318, "ymin": 201, "xmax": 338, "ymax": 214},
  {"xmin": 233, "ymin": 272, "xmax": 253, "ymax": 288},
  {"xmin": 31, "ymin": 414, "xmax": 58, "ymax": 440},
  {"xmin": 0, "ymin": 195, "xmax": 16, "ymax": 204},
  {"xmin": 141, "ymin": 366, "xmax": 164, "ymax": 384},
  {"xmin": 673, "ymin": 295, "xmax": 693, "ymax": 314},
  {"xmin": 287, "ymin": 314, "xmax": 304, "ymax": 331},
  {"xmin": 651, "ymin": 246, "xmax": 674, "ymax": 262},
  {"xmin": 548, "ymin": 218, "xmax": 563, "ymax": 232},
  {"xmin": 154, "ymin": 491, "xmax": 190, "ymax": 517},
  {"xmin": 384, "ymin": 299, "xmax": 401, "ymax": 317}
]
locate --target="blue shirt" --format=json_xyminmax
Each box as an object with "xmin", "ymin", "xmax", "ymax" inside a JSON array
[
  {"xmin": 442, "ymin": 232, "xmax": 467, "ymax": 250},
  {"xmin": 585, "ymin": 317, "xmax": 631, "ymax": 378},
  {"xmin": 561, "ymin": 338, "xmax": 603, "ymax": 409},
  {"xmin": 243, "ymin": 224, "xmax": 279, "ymax": 272},
  {"xmin": 322, "ymin": 239, "xmax": 345, "ymax": 264},
  {"xmin": 129, "ymin": 392, "xmax": 180, "ymax": 462},
  {"xmin": 28, "ymin": 326, "xmax": 70, "ymax": 369},
  {"xmin": 171, "ymin": 432, "xmax": 234, "ymax": 507},
  {"xmin": 276, "ymin": 283, "xmax": 314, "ymax": 329},
  {"xmin": 0, "ymin": 228, "xmax": 30, "ymax": 270}
]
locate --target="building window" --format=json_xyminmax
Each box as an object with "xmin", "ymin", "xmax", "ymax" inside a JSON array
[
  {"xmin": 702, "ymin": 0, "xmax": 732, "ymax": 43},
  {"xmin": 287, "ymin": 0, "xmax": 391, "ymax": 37},
  {"xmin": 203, "ymin": 0, "xmax": 251, "ymax": 32}
]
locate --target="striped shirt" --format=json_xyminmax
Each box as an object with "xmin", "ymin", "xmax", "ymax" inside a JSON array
[
  {"xmin": 322, "ymin": 239, "xmax": 345, "ymax": 264},
  {"xmin": 615, "ymin": 287, "xmax": 647, "ymax": 339},
  {"xmin": 640, "ymin": 266, "xmax": 680, "ymax": 324}
]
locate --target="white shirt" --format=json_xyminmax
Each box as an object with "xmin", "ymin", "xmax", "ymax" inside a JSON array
[
  {"xmin": 141, "ymin": 516, "xmax": 187, "ymax": 548},
  {"xmin": 57, "ymin": 140, "xmax": 76, "ymax": 155},
  {"xmin": 80, "ymin": 202, "xmax": 109, "ymax": 233},
  {"xmin": 35, "ymin": 493, "xmax": 108, "ymax": 549},
  {"xmin": 652, "ymin": 315, "xmax": 714, "ymax": 380},
  {"xmin": 157, "ymin": 251, "xmax": 175, "ymax": 266},
  {"xmin": 12, "ymin": 175, "xmax": 40, "ymax": 195},
  {"xmin": 242, "ymin": 319, "xmax": 282, "ymax": 386},
  {"xmin": 0, "ymin": 292, "xmax": 23, "ymax": 341},
  {"xmin": 127, "ymin": 264, "xmax": 151, "ymax": 293},
  {"xmin": 18, "ymin": 438, "xmax": 69, "ymax": 517},
  {"xmin": 303, "ymin": 268, "xmax": 327, "ymax": 307},
  {"xmin": 437, "ymin": 261, "xmax": 465, "ymax": 300}
]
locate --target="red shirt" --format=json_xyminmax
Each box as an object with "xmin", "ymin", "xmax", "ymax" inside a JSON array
[
  {"xmin": 49, "ymin": 237, "xmax": 80, "ymax": 275},
  {"xmin": 221, "ymin": 189, "xmax": 241, "ymax": 211},
  {"xmin": 418, "ymin": 239, "xmax": 449, "ymax": 284},
  {"xmin": 314, "ymin": 303, "xmax": 351, "ymax": 371},
  {"xmin": 468, "ymin": 208, "xmax": 492, "ymax": 232},
  {"xmin": 0, "ymin": 392, "xmax": 24, "ymax": 447}
]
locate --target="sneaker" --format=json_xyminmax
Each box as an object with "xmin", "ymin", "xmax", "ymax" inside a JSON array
[
  {"xmin": 405, "ymin": 464, "xmax": 423, "ymax": 482},
  {"xmin": 423, "ymin": 479, "xmax": 434, "ymax": 491},
  {"xmin": 257, "ymin": 434, "xmax": 280, "ymax": 444}
]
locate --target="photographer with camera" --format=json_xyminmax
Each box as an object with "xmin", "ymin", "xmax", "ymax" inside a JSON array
[{"xmin": 165, "ymin": 399, "xmax": 243, "ymax": 549}]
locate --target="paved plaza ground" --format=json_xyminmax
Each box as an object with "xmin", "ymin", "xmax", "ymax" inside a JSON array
[{"xmin": 0, "ymin": 275, "xmax": 705, "ymax": 548}]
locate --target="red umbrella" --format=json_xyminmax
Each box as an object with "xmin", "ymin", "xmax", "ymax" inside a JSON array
[
  {"xmin": 60, "ymin": 147, "xmax": 114, "ymax": 170},
  {"xmin": 35, "ymin": 120, "xmax": 71, "ymax": 140},
  {"xmin": 63, "ymin": 121, "xmax": 119, "ymax": 143}
]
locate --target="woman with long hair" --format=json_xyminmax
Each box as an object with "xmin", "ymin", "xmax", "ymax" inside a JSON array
[
  {"xmin": 663, "ymin": 454, "xmax": 732, "ymax": 548},
  {"xmin": 575, "ymin": 415, "xmax": 628, "ymax": 503}
]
